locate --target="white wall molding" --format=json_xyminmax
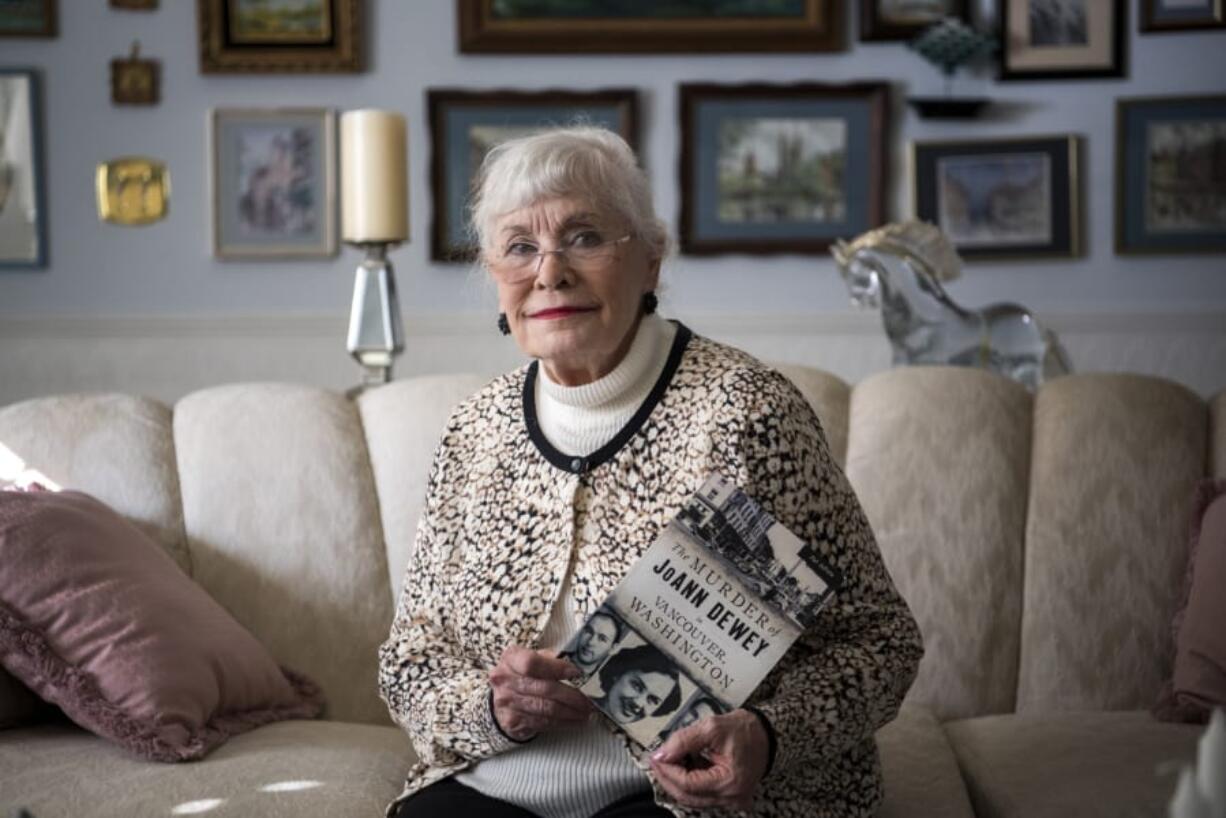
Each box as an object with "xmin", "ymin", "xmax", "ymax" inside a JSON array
[{"xmin": 1, "ymin": 311, "xmax": 1222, "ymax": 407}]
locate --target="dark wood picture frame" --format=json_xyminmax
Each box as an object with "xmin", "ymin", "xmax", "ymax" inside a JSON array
[
  {"xmin": 999, "ymin": 0, "xmax": 1125, "ymax": 80},
  {"xmin": 198, "ymin": 0, "xmax": 362, "ymax": 73},
  {"xmin": 457, "ymin": 0, "xmax": 843, "ymax": 53},
  {"xmin": 0, "ymin": 0, "xmax": 56, "ymax": 37},
  {"xmin": 428, "ymin": 88, "xmax": 640, "ymax": 262},
  {"xmin": 911, "ymin": 134, "xmax": 1082, "ymax": 260},
  {"xmin": 1140, "ymin": 0, "xmax": 1225, "ymax": 32},
  {"xmin": 1116, "ymin": 94, "xmax": 1226, "ymax": 254},
  {"xmin": 859, "ymin": 0, "xmax": 968, "ymax": 42},
  {"xmin": 679, "ymin": 82, "xmax": 890, "ymax": 256}
]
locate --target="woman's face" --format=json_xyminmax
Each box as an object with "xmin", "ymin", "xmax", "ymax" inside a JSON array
[
  {"xmin": 576, "ymin": 615, "xmax": 618, "ymax": 669},
  {"xmin": 488, "ymin": 196, "xmax": 659, "ymax": 387},
  {"xmin": 606, "ymin": 669, "xmax": 676, "ymax": 724}
]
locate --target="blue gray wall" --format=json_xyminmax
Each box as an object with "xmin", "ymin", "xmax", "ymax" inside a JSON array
[{"xmin": 1, "ymin": 1, "xmax": 1224, "ymax": 321}]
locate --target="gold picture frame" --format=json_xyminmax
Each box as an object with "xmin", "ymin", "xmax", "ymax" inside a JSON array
[
  {"xmin": 111, "ymin": 42, "xmax": 159, "ymax": 106},
  {"xmin": 457, "ymin": 0, "xmax": 843, "ymax": 53},
  {"xmin": 198, "ymin": 0, "xmax": 363, "ymax": 73}
]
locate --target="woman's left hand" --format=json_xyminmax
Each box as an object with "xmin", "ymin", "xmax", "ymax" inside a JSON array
[{"xmin": 648, "ymin": 709, "xmax": 769, "ymax": 811}]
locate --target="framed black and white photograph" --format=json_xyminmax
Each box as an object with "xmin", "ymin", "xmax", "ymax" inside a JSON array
[
  {"xmin": 0, "ymin": 69, "xmax": 47, "ymax": 268},
  {"xmin": 209, "ymin": 108, "xmax": 336, "ymax": 259},
  {"xmin": 1116, "ymin": 95, "xmax": 1226, "ymax": 254},
  {"xmin": 860, "ymin": 0, "xmax": 968, "ymax": 41},
  {"xmin": 1000, "ymin": 0, "xmax": 1125, "ymax": 80},
  {"xmin": 198, "ymin": 0, "xmax": 363, "ymax": 73},
  {"xmin": 911, "ymin": 135, "xmax": 1082, "ymax": 259},
  {"xmin": 679, "ymin": 82, "xmax": 890, "ymax": 255},
  {"xmin": 457, "ymin": 0, "xmax": 843, "ymax": 53},
  {"xmin": 1140, "ymin": 0, "xmax": 1224, "ymax": 32},
  {"xmin": 428, "ymin": 88, "xmax": 638, "ymax": 262}
]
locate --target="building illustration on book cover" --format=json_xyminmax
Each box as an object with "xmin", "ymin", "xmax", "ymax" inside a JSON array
[{"xmin": 560, "ymin": 473, "xmax": 840, "ymax": 750}]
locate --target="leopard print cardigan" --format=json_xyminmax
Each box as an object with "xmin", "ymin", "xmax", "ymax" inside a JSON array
[{"xmin": 378, "ymin": 324, "xmax": 923, "ymax": 817}]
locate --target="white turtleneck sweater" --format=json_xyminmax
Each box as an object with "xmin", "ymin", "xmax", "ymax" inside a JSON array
[{"xmin": 454, "ymin": 314, "xmax": 677, "ymax": 818}]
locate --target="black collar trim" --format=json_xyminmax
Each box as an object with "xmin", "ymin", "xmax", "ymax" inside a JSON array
[{"xmin": 523, "ymin": 321, "xmax": 693, "ymax": 475}]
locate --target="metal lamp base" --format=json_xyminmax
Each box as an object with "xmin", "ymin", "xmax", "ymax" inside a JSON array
[{"xmin": 346, "ymin": 242, "xmax": 405, "ymax": 389}]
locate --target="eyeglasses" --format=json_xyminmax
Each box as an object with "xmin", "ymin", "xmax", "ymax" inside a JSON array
[{"xmin": 490, "ymin": 233, "xmax": 632, "ymax": 282}]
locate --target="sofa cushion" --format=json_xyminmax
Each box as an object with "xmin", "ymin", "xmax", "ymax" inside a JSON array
[
  {"xmin": 1020, "ymin": 375, "xmax": 1207, "ymax": 712},
  {"xmin": 174, "ymin": 383, "xmax": 395, "ymax": 726},
  {"xmin": 876, "ymin": 703, "xmax": 976, "ymax": 818},
  {"xmin": 0, "ymin": 489, "xmax": 324, "ymax": 762},
  {"xmin": 945, "ymin": 710, "xmax": 1200, "ymax": 818},
  {"xmin": 0, "ymin": 720, "xmax": 414, "ymax": 818},
  {"xmin": 1156, "ymin": 480, "xmax": 1226, "ymax": 722},
  {"xmin": 845, "ymin": 367, "xmax": 1033, "ymax": 720}
]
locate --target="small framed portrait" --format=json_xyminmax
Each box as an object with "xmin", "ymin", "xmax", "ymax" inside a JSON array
[
  {"xmin": 209, "ymin": 108, "xmax": 336, "ymax": 259},
  {"xmin": 911, "ymin": 135, "xmax": 1082, "ymax": 260},
  {"xmin": 0, "ymin": 0, "xmax": 55, "ymax": 36},
  {"xmin": 457, "ymin": 0, "xmax": 842, "ymax": 53},
  {"xmin": 110, "ymin": 0, "xmax": 158, "ymax": 9},
  {"xmin": 860, "ymin": 0, "xmax": 969, "ymax": 41},
  {"xmin": 111, "ymin": 43, "xmax": 159, "ymax": 106},
  {"xmin": 428, "ymin": 87, "xmax": 638, "ymax": 262},
  {"xmin": 0, "ymin": 69, "xmax": 48, "ymax": 268},
  {"xmin": 1140, "ymin": 0, "xmax": 1224, "ymax": 31},
  {"xmin": 678, "ymin": 82, "xmax": 890, "ymax": 255},
  {"xmin": 1116, "ymin": 95, "xmax": 1226, "ymax": 254},
  {"xmin": 197, "ymin": 0, "xmax": 362, "ymax": 73},
  {"xmin": 999, "ymin": 0, "xmax": 1125, "ymax": 80}
]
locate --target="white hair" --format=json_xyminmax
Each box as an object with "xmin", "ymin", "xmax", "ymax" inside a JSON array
[{"xmin": 470, "ymin": 127, "xmax": 669, "ymax": 263}]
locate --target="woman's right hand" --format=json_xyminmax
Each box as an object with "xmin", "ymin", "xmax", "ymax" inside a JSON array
[{"xmin": 489, "ymin": 646, "xmax": 594, "ymax": 741}]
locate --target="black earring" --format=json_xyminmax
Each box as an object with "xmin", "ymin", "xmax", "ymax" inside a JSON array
[
  {"xmin": 497, "ymin": 313, "xmax": 511, "ymax": 335},
  {"xmin": 642, "ymin": 291, "xmax": 658, "ymax": 315}
]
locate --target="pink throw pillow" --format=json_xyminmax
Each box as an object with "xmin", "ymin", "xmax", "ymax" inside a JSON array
[
  {"xmin": 1155, "ymin": 479, "xmax": 1226, "ymax": 723},
  {"xmin": 0, "ymin": 490, "xmax": 324, "ymax": 760}
]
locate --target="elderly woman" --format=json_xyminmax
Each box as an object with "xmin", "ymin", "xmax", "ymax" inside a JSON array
[{"xmin": 377, "ymin": 127, "xmax": 923, "ymax": 818}]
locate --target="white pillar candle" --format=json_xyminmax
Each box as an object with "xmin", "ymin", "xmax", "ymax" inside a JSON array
[
  {"xmin": 1196, "ymin": 709, "xmax": 1226, "ymax": 813},
  {"xmin": 341, "ymin": 109, "xmax": 408, "ymax": 244}
]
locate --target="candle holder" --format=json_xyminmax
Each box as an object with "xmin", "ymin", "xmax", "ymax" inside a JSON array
[{"xmin": 345, "ymin": 241, "xmax": 405, "ymax": 387}]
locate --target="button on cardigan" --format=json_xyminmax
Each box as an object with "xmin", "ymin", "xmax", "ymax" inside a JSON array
[{"xmin": 377, "ymin": 325, "xmax": 924, "ymax": 818}]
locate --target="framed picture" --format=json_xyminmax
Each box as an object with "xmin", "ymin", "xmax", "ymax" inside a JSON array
[
  {"xmin": 910, "ymin": 135, "xmax": 1081, "ymax": 259},
  {"xmin": 111, "ymin": 43, "xmax": 160, "ymax": 106},
  {"xmin": 110, "ymin": 0, "xmax": 158, "ymax": 8},
  {"xmin": 1141, "ymin": 0, "xmax": 1224, "ymax": 31},
  {"xmin": 428, "ymin": 88, "xmax": 639, "ymax": 262},
  {"xmin": 0, "ymin": 0, "xmax": 55, "ymax": 36},
  {"xmin": 457, "ymin": 0, "xmax": 842, "ymax": 53},
  {"xmin": 678, "ymin": 82, "xmax": 890, "ymax": 256},
  {"xmin": 860, "ymin": 0, "xmax": 968, "ymax": 41},
  {"xmin": 0, "ymin": 69, "xmax": 47, "ymax": 268},
  {"xmin": 209, "ymin": 108, "xmax": 336, "ymax": 259},
  {"xmin": 1116, "ymin": 95, "xmax": 1226, "ymax": 254},
  {"xmin": 197, "ymin": 0, "xmax": 362, "ymax": 73},
  {"xmin": 999, "ymin": 0, "xmax": 1125, "ymax": 80}
]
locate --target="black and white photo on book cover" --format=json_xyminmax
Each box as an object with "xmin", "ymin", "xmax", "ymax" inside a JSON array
[{"xmin": 560, "ymin": 473, "xmax": 840, "ymax": 750}]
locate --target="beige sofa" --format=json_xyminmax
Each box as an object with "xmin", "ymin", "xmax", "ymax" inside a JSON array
[{"xmin": 0, "ymin": 365, "xmax": 1221, "ymax": 818}]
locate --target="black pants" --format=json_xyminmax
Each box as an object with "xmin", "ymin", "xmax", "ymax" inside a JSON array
[{"xmin": 395, "ymin": 777, "xmax": 673, "ymax": 818}]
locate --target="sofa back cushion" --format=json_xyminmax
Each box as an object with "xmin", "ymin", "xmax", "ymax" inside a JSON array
[
  {"xmin": 1018, "ymin": 375, "xmax": 1207, "ymax": 712},
  {"xmin": 845, "ymin": 367, "xmax": 1033, "ymax": 721},
  {"xmin": 358, "ymin": 374, "xmax": 493, "ymax": 602},
  {"xmin": 173, "ymin": 383, "xmax": 394, "ymax": 725},
  {"xmin": 0, "ymin": 393, "xmax": 188, "ymax": 572}
]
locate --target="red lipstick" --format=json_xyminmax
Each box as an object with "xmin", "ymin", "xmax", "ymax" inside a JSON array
[{"xmin": 529, "ymin": 307, "xmax": 594, "ymax": 319}]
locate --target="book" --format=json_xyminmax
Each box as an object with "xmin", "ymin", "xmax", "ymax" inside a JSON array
[{"xmin": 560, "ymin": 473, "xmax": 841, "ymax": 750}]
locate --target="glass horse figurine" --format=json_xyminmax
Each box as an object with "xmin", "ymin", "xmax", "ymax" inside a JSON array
[{"xmin": 831, "ymin": 221, "xmax": 1070, "ymax": 390}]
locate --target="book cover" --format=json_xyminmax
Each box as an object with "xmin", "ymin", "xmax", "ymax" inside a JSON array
[{"xmin": 560, "ymin": 473, "xmax": 840, "ymax": 749}]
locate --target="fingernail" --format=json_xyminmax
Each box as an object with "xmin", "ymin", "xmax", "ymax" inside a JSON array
[{"xmin": 651, "ymin": 750, "xmax": 666, "ymax": 762}]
